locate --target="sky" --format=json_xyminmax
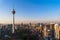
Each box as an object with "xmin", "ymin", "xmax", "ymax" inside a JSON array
[{"xmin": 0, "ymin": 0, "xmax": 60, "ymax": 24}]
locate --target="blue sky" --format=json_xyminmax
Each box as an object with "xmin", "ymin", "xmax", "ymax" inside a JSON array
[{"xmin": 0, "ymin": 0, "xmax": 60, "ymax": 24}]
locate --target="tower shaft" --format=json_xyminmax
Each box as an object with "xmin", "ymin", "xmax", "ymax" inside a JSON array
[{"xmin": 12, "ymin": 14, "xmax": 15, "ymax": 33}]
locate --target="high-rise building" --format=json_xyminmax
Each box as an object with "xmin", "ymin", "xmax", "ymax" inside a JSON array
[
  {"xmin": 54, "ymin": 24, "xmax": 59, "ymax": 40},
  {"xmin": 43, "ymin": 24, "xmax": 47, "ymax": 38},
  {"xmin": 50, "ymin": 23, "xmax": 55, "ymax": 40}
]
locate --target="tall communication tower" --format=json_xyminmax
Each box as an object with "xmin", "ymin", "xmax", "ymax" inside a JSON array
[{"xmin": 12, "ymin": 8, "xmax": 15, "ymax": 33}]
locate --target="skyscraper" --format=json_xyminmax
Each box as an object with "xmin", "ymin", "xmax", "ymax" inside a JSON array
[{"xmin": 12, "ymin": 8, "xmax": 15, "ymax": 33}]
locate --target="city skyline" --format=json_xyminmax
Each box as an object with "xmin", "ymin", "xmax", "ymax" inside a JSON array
[{"xmin": 0, "ymin": 0, "xmax": 60, "ymax": 24}]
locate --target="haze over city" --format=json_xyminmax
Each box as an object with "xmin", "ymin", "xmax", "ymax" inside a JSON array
[{"xmin": 0, "ymin": 0, "xmax": 60, "ymax": 24}]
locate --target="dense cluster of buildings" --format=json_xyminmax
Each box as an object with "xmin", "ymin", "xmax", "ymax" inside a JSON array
[{"xmin": 0, "ymin": 23, "xmax": 60, "ymax": 40}]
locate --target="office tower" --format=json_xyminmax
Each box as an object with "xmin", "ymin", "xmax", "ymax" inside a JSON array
[
  {"xmin": 54, "ymin": 24, "xmax": 59, "ymax": 40},
  {"xmin": 59, "ymin": 25, "xmax": 60, "ymax": 39},
  {"xmin": 43, "ymin": 24, "xmax": 47, "ymax": 38},
  {"xmin": 50, "ymin": 23, "xmax": 55, "ymax": 40}
]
